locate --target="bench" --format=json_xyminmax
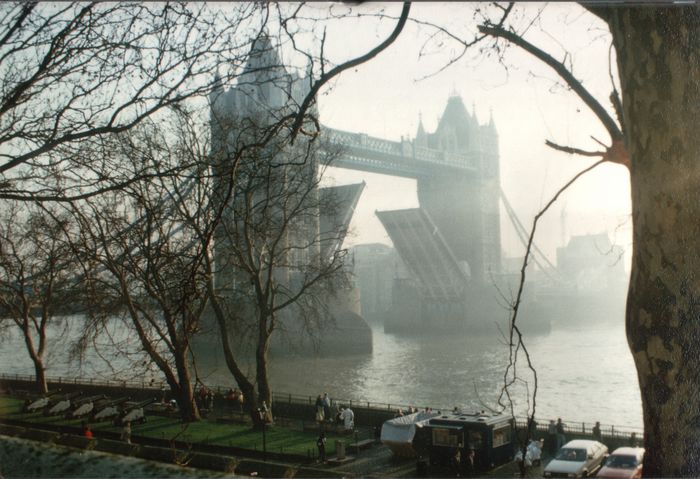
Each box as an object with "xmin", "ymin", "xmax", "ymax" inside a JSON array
[{"xmin": 347, "ymin": 439, "xmax": 374, "ymax": 453}]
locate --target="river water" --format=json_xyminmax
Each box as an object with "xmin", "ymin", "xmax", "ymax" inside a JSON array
[{"xmin": 0, "ymin": 317, "xmax": 642, "ymax": 431}]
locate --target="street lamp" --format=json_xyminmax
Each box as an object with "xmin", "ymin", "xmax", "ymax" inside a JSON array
[{"xmin": 257, "ymin": 402, "xmax": 268, "ymax": 461}]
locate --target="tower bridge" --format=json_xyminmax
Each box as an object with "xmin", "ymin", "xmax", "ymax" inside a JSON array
[
  {"xmin": 321, "ymin": 127, "xmax": 478, "ymax": 178},
  {"xmin": 207, "ymin": 34, "xmax": 537, "ymax": 338},
  {"xmin": 319, "ymin": 91, "xmax": 502, "ymax": 290}
]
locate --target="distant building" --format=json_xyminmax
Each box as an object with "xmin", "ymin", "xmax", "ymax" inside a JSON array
[{"xmin": 556, "ymin": 233, "xmax": 626, "ymax": 292}]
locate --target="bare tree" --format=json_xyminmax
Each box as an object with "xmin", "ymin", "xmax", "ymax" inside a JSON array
[
  {"xmin": 0, "ymin": 1, "xmax": 259, "ymax": 201},
  {"xmin": 203, "ymin": 126, "xmax": 353, "ymax": 425},
  {"xmin": 68, "ymin": 114, "xmax": 216, "ymax": 422},
  {"xmin": 0, "ymin": 202, "xmax": 80, "ymax": 393},
  {"xmin": 193, "ymin": 3, "xmax": 412, "ymax": 426}
]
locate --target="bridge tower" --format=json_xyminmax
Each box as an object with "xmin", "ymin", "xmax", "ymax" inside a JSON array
[
  {"xmin": 414, "ymin": 94, "xmax": 501, "ymax": 282},
  {"xmin": 201, "ymin": 34, "xmax": 372, "ymax": 356}
]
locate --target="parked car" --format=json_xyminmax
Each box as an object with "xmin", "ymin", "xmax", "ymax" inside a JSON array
[
  {"xmin": 596, "ymin": 447, "xmax": 644, "ymax": 479},
  {"xmin": 543, "ymin": 439, "xmax": 608, "ymax": 478}
]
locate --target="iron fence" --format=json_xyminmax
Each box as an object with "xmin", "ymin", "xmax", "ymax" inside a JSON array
[{"xmin": 1, "ymin": 372, "xmax": 644, "ymax": 437}]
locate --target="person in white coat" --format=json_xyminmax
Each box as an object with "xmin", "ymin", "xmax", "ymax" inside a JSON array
[{"xmin": 340, "ymin": 406, "xmax": 354, "ymax": 431}]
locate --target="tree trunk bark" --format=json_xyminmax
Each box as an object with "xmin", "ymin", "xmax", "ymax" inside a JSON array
[
  {"xmin": 174, "ymin": 351, "xmax": 200, "ymax": 422},
  {"xmin": 33, "ymin": 359, "xmax": 48, "ymax": 394},
  {"xmin": 609, "ymin": 7, "xmax": 700, "ymax": 477},
  {"xmin": 256, "ymin": 315, "xmax": 273, "ymax": 425},
  {"xmin": 22, "ymin": 321, "xmax": 47, "ymax": 394}
]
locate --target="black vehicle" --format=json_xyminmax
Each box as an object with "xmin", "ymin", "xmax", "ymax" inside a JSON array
[{"xmin": 413, "ymin": 412, "xmax": 514, "ymax": 476}]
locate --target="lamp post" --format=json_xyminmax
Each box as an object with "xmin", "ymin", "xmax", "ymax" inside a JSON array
[{"xmin": 257, "ymin": 402, "xmax": 268, "ymax": 461}]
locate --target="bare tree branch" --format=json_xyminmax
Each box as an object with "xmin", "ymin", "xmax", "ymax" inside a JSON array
[
  {"xmin": 478, "ymin": 23, "xmax": 623, "ymax": 142},
  {"xmin": 288, "ymin": 2, "xmax": 411, "ymax": 142}
]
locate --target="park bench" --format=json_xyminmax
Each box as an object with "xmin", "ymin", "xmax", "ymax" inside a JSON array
[{"xmin": 347, "ymin": 438, "xmax": 374, "ymax": 454}]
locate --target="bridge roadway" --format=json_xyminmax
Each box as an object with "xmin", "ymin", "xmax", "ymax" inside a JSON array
[{"xmin": 321, "ymin": 127, "xmax": 478, "ymax": 178}]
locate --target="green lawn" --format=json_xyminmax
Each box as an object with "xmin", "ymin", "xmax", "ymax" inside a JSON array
[{"xmin": 0, "ymin": 396, "xmax": 359, "ymax": 457}]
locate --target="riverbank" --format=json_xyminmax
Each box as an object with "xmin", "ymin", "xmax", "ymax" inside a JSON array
[{"xmin": 0, "ymin": 377, "xmax": 643, "ymax": 478}]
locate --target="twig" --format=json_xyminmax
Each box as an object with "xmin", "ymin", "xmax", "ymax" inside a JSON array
[
  {"xmin": 499, "ymin": 158, "xmax": 607, "ymax": 477},
  {"xmin": 478, "ymin": 23, "xmax": 623, "ymax": 142},
  {"xmin": 288, "ymin": 2, "xmax": 411, "ymax": 143}
]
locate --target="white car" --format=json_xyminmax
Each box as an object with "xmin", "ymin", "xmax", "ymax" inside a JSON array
[{"xmin": 544, "ymin": 439, "xmax": 608, "ymax": 478}]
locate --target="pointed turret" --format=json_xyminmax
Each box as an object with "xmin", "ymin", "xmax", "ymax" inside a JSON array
[
  {"xmin": 415, "ymin": 112, "xmax": 427, "ymax": 147},
  {"xmin": 243, "ymin": 32, "xmax": 280, "ymax": 77},
  {"xmin": 435, "ymin": 94, "xmax": 473, "ymax": 151}
]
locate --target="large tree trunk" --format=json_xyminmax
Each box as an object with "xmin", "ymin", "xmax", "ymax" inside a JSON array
[
  {"xmin": 174, "ymin": 351, "xmax": 200, "ymax": 422},
  {"xmin": 609, "ymin": 7, "xmax": 700, "ymax": 477},
  {"xmin": 33, "ymin": 359, "xmax": 48, "ymax": 395},
  {"xmin": 255, "ymin": 316, "xmax": 273, "ymax": 426},
  {"xmin": 22, "ymin": 324, "xmax": 48, "ymax": 394}
]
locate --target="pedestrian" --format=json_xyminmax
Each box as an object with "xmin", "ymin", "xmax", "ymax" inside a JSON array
[
  {"xmin": 226, "ymin": 388, "xmax": 236, "ymax": 412},
  {"xmin": 315, "ymin": 394, "xmax": 325, "ymax": 423},
  {"xmin": 335, "ymin": 408, "xmax": 343, "ymax": 424},
  {"xmin": 198, "ymin": 384, "xmax": 207, "ymax": 409},
  {"xmin": 528, "ymin": 417, "xmax": 538, "ymax": 438},
  {"xmin": 341, "ymin": 405, "xmax": 354, "ymax": 432},
  {"xmin": 464, "ymin": 448, "xmax": 476, "ymax": 476},
  {"xmin": 316, "ymin": 432, "xmax": 327, "ymax": 462},
  {"xmin": 81, "ymin": 422, "xmax": 93, "ymax": 439},
  {"xmin": 629, "ymin": 432, "xmax": 639, "ymax": 447},
  {"xmin": 547, "ymin": 420, "xmax": 557, "ymax": 454},
  {"xmin": 450, "ymin": 448, "xmax": 461, "ymax": 476},
  {"xmin": 556, "ymin": 418, "xmax": 566, "ymax": 450},
  {"xmin": 322, "ymin": 392, "xmax": 331, "ymax": 422},
  {"xmin": 592, "ymin": 421, "xmax": 602, "ymax": 441},
  {"xmin": 121, "ymin": 421, "xmax": 131, "ymax": 444},
  {"xmin": 237, "ymin": 390, "xmax": 244, "ymax": 412}
]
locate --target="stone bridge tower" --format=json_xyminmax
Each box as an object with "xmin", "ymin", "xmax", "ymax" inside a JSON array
[{"xmin": 414, "ymin": 94, "xmax": 501, "ymax": 282}]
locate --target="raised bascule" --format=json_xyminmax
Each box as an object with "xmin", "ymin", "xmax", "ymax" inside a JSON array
[
  {"xmin": 322, "ymin": 97, "xmax": 509, "ymax": 334},
  {"xmin": 206, "ymin": 34, "xmax": 539, "ymax": 352}
]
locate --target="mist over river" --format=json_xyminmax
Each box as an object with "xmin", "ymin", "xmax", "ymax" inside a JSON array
[{"xmin": 0, "ymin": 317, "xmax": 642, "ymax": 431}]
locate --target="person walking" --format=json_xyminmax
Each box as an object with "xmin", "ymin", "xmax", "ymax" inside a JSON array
[
  {"xmin": 546, "ymin": 420, "xmax": 557, "ymax": 455},
  {"xmin": 556, "ymin": 418, "xmax": 566, "ymax": 450},
  {"xmin": 315, "ymin": 394, "xmax": 325, "ymax": 423},
  {"xmin": 592, "ymin": 421, "xmax": 602, "ymax": 441},
  {"xmin": 316, "ymin": 432, "xmax": 327, "ymax": 462},
  {"xmin": 341, "ymin": 406, "xmax": 354, "ymax": 432},
  {"xmin": 464, "ymin": 448, "xmax": 476, "ymax": 476},
  {"xmin": 322, "ymin": 393, "xmax": 331, "ymax": 422}
]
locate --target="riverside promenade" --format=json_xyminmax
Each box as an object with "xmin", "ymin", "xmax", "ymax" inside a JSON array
[{"xmin": 0, "ymin": 374, "xmax": 642, "ymax": 478}]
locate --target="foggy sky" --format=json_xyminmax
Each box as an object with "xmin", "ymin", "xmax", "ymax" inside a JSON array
[{"xmin": 314, "ymin": 2, "xmax": 632, "ymax": 272}]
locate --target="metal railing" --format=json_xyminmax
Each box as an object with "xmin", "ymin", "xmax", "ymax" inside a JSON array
[
  {"xmin": 1, "ymin": 373, "xmax": 644, "ymax": 437},
  {"xmin": 514, "ymin": 418, "xmax": 644, "ymax": 438}
]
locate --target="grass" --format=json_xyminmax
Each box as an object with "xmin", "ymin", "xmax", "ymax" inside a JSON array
[{"xmin": 0, "ymin": 396, "xmax": 363, "ymax": 457}]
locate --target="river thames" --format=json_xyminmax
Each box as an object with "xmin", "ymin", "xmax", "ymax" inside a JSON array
[{"xmin": 1, "ymin": 315, "xmax": 642, "ymax": 431}]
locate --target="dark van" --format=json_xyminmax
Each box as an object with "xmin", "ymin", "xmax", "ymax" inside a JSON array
[{"xmin": 413, "ymin": 412, "xmax": 514, "ymax": 475}]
